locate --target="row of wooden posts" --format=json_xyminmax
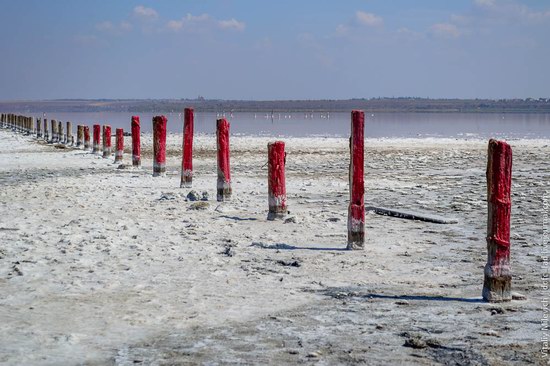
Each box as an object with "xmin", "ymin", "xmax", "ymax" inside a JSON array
[{"xmin": 0, "ymin": 110, "xmax": 513, "ymax": 303}]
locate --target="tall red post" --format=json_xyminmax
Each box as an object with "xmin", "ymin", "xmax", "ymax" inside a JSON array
[
  {"xmin": 483, "ymin": 139, "xmax": 513, "ymax": 302},
  {"xmin": 347, "ymin": 110, "xmax": 365, "ymax": 250},
  {"xmin": 131, "ymin": 116, "xmax": 141, "ymax": 167},
  {"xmin": 152, "ymin": 115, "xmax": 167, "ymax": 176},
  {"xmin": 180, "ymin": 108, "xmax": 194, "ymax": 188},
  {"xmin": 92, "ymin": 124, "xmax": 101, "ymax": 153},
  {"xmin": 267, "ymin": 141, "xmax": 287, "ymax": 220},
  {"xmin": 84, "ymin": 126, "xmax": 91, "ymax": 150},
  {"xmin": 216, "ymin": 118, "xmax": 232, "ymax": 201},
  {"xmin": 114, "ymin": 128, "xmax": 124, "ymax": 163},
  {"xmin": 102, "ymin": 125, "xmax": 112, "ymax": 158}
]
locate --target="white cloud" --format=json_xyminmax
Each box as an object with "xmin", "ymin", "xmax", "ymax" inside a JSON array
[
  {"xmin": 356, "ymin": 11, "xmax": 383, "ymax": 27},
  {"xmin": 218, "ymin": 18, "xmax": 245, "ymax": 31},
  {"xmin": 167, "ymin": 13, "xmax": 245, "ymax": 33},
  {"xmin": 431, "ymin": 23, "xmax": 461, "ymax": 38},
  {"xmin": 474, "ymin": 0, "xmax": 550, "ymax": 24},
  {"xmin": 133, "ymin": 5, "xmax": 158, "ymax": 20},
  {"xmin": 96, "ymin": 21, "xmax": 133, "ymax": 34}
]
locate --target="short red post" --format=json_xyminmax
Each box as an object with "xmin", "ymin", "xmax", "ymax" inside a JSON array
[
  {"xmin": 102, "ymin": 125, "xmax": 112, "ymax": 158},
  {"xmin": 131, "ymin": 116, "xmax": 141, "ymax": 167},
  {"xmin": 92, "ymin": 124, "xmax": 101, "ymax": 153},
  {"xmin": 84, "ymin": 126, "xmax": 91, "ymax": 150},
  {"xmin": 216, "ymin": 118, "xmax": 232, "ymax": 201},
  {"xmin": 267, "ymin": 141, "xmax": 287, "ymax": 220},
  {"xmin": 483, "ymin": 139, "xmax": 513, "ymax": 302},
  {"xmin": 347, "ymin": 110, "xmax": 365, "ymax": 250},
  {"xmin": 114, "ymin": 128, "xmax": 124, "ymax": 163},
  {"xmin": 180, "ymin": 108, "xmax": 194, "ymax": 188},
  {"xmin": 152, "ymin": 115, "xmax": 167, "ymax": 176}
]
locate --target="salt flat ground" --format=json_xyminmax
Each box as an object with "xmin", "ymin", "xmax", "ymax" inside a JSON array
[{"xmin": 0, "ymin": 129, "xmax": 547, "ymax": 365}]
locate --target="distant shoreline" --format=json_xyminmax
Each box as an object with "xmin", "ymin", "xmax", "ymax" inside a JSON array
[{"xmin": 1, "ymin": 97, "xmax": 550, "ymax": 113}]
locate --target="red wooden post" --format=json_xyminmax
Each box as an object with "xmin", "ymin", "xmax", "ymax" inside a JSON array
[
  {"xmin": 267, "ymin": 141, "xmax": 287, "ymax": 220},
  {"xmin": 152, "ymin": 115, "xmax": 167, "ymax": 176},
  {"xmin": 180, "ymin": 107, "xmax": 194, "ymax": 188},
  {"xmin": 83, "ymin": 126, "xmax": 91, "ymax": 150},
  {"xmin": 92, "ymin": 124, "xmax": 101, "ymax": 153},
  {"xmin": 216, "ymin": 118, "xmax": 232, "ymax": 201},
  {"xmin": 131, "ymin": 116, "xmax": 141, "ymax": 167},
  {"xmin": 347, "ymin": 110, "xmax": 365, "ymax": 250},
  {"xmin": 102, "ymin": 125, "xmax": 112, "ymax": 158},
  {"xmin": 114, "ymin": 128, "xmax": 124, "ymax": 163},
  {"xmin": 483, "ymin": 139, "xmax": 513, "ymax": 302}
]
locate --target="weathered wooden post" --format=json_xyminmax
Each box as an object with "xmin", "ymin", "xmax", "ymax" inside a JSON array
[
  {"xmin": 50, "ymin": 119, "xmax": 58, "ymax": 143},
  {"xmin": 152, "ymin": 115, "xmax": 167, "ymax": 176},
  {"xmin": 84, "ymin": 126, "xmax": 91, "ymax": 150},
  {"xmin": 216, "ymin": 118, "xmax": 232, "ymax": 201},
  {"xmin": 66, "ymin": 121, "xmax": 72, "ymax": 145},
  {"xmin": 76, "ymin": 125, "xmax": 83, "ymax": 147},
  {"xmin": 58, "ymin": 120, "xmax": 64, "ymax": 144},
  {"xmin": 131, "ymin": 116, "xmax": 141, "ymax": 167},
  {"xmin": 43, "ymin": 119, "xmax": 49, "ymax": 141},
  {"xmin": 36, "ymin": 118, "xmax": 42, "ymax": 138},
  {"xmin": 483, "ymin": 139, "xmax": 513, "ymax": 302},
  {"xmin": 92, "ymin": 124, "xmax": 101, "ymax": 153},
  {"xmin": 267, "ymin": 141, "xmax": 287, "ymax": 220},
  {"xmin": 102, "ymin": 125, "xmax": 112, "ymax": 158},
  {"xmin": 180, "ymin": 108, "xmax": 194, "ymax": 187},
  {"xmin": 347, "ymin": 110, "xmax": 365, "ymax": 250},
  {"xmin": 114, "ymin": 128, "xmax": 124, "ymax": 163}
]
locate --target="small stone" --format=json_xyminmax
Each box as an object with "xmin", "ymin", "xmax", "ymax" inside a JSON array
[
  {"xmin": 403, "ymin": 336, "xmax": 427, "ymax": 349},
  {"xmin": 288, "ymin": 350, "xmax": 299, "ymax": 355},
  {"xmin": 512, "ymin": 292, "xmax": 527, "ymax": 300},
  {"xmin": 201, "ymin": 191, "xmax": 209, "ymax": 201},
  {"xmin": 306, "ymin": 351, "xmax": 321, "ymax": 358},
  {"xmin": 284, "ymin": 217, "xmax": 297, "ymax": 224},
  {"xmin": 186, "ymin": 191, "xmax": 200, "ymax": 201},
  {"xmin": 189, "ymin": 202, "xmax": 209, "ymax": 210},
  {"xmin": 327, "ymin": 217, "xmax": 340, "ymax": 222},
  {"xmin": 395, "ymin": 300, "xmax": 410, "ymax": 306},
  {"xmin": 159, "ymin": 192, "xmax": 177, "ymax": 201},
  {"xmin": 117, "ymin": 164, "xmax": 127, "ymax": 169}
]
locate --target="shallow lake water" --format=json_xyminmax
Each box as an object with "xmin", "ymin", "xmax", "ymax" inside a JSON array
[{"xmin": 14, "ymin": 111, "xmax": 550, "ymax": 139}]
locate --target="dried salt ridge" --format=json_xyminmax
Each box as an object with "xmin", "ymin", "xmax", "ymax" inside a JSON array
[{"xmin": 0, "ymin": 123, "xmax": 547, "ymax": 365}]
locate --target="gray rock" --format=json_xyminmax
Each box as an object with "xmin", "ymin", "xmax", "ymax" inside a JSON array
[
  {"xmin": 189, "ymin": 202, "xmax": 209, "ymax": 210},
  {"xmin": 201, "ymin": 191, "xmax": 209, "ymax": 201},
  {"xmin": 186, "ymin": 190, "xmax": 200, "ymax": 201}
]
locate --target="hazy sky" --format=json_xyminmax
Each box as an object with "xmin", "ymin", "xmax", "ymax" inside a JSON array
[{"xmin": 1, "ymin": 0, "xmax": 549, "ymax": 100}]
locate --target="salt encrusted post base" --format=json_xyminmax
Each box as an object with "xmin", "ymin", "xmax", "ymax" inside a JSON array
[
  {"xmin": 114, "ymin": 128, "xmax": 124, "ymax": 163},
  {"xmin": 483, "ymin": 139, "xmax": 513, "ymax": 302},
  {"xmin": 347, "ymin": 110, "xmax": 365, "ymax": 250},
  {"xmin": 267, "ymin": 141, "xmax": 287, "ymax": 220},
  {"xmin": 152, "ymin": 116, "xmax": 167, "ymax": 177},
  {"xmin": 216, "ymin": 118, "xmax": 232, "ymax": 201},
  {"xmin": 131, "ymin": 116, "xmax": 141, "ymax": 168},
  {"xmin": 180, "ymin": 108, "xmax": 194, "ymax": 188}
]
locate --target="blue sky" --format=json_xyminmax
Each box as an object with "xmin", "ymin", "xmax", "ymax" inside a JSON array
[{"xmin": 1, "ymin": 0, "xmax": 549, "ymax": 100}]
